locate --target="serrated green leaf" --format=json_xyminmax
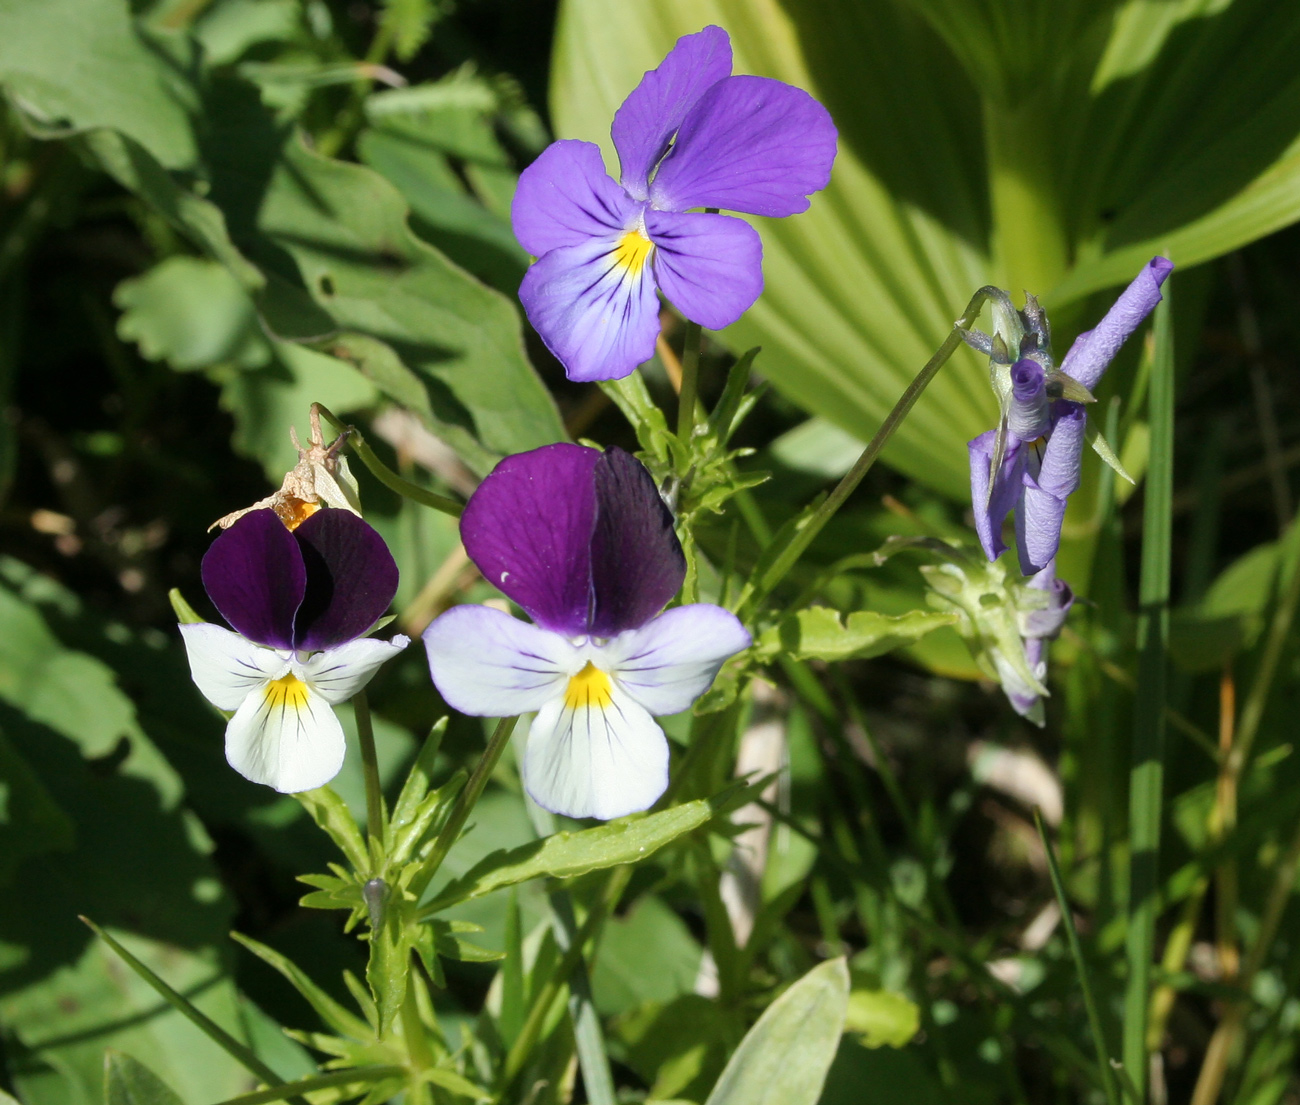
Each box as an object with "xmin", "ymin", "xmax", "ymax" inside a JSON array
[
  {"xmin": 844, "ymin": 989, "xmax": 921, "ymax": 1049},
  {"xmin": 105, "ymin": 1052, "xmax": 186, "ymax": 1105},
  {"xmin": 430, "ymin": 919, "xmax": 504, "ymax": 963},
  {"xmin": 425, "ymin": 800, "xmax": 713, "ymax": 912},
  {"xmin": 421, "ymin": 1068, "xmax": 490, "ymax": 1101},
  {"xmin": 703, "ymin": 958, "xmax": 849, "ymax": 1105},
  {"xmin": 755, "ymin": 607, "xmax": 959, "ymax": 664},
  {"xmin": 293, "ymin": 787, "xmax": 369, "ymax": 873}
]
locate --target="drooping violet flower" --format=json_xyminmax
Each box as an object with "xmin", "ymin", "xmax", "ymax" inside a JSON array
[
  {"xmin": 999, "ymin": 560, "xmax": 1074, "ymax": 726},
  {"xmin": 968, "ymin": 256, "xmax": 1173, "ymax": 573},
  {"xmin": 510, "ymin": 25, "xmax": 837, "ymax": 382},
  {"xmin": 422, "ymin": 443, "xmax": 750, "ymax": 820},
  {"xmin": 180, "ymin": 509, "xmax": 408, "ymax": 793}
]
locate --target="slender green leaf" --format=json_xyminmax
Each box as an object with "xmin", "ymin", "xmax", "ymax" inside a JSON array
[
  {"xmin": 293, "ymin": 787, "xmax": 369, "ymax": 873},
  {"xmin": 105, "ymin": 1052, "xmax": 185, "ymax": 1105},
  {"xmin": 209, "ymin": 1067, "xmax": 406, "ymax": 1105}
]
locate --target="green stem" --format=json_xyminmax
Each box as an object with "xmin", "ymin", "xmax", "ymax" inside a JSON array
[
  {"xmin": 736, "ymin": 287, "xmax": 994, "ymax": 622},
  {"xmin": 1121, "ymin": 289, "xmax": 1175, "ymax": 1101},
  {"xmin": 676, "ymin": 319, "xmax": 703, "ymax": 443},
  {"xmin": 353, "ymin": 690, "xmax": 385, "ymax": 846},
  {"xmin": 313, "ymin": 404, "xmax": 463, "ymax": 517},
  {"xmin": 210, "ymin": 1067, "xmax": 405, "ymax": 1105},
  {"xmin": 1035, "ymin": 810, "xmax": 1121, "ymax": 1105},
  {"xmin": 549, "ymin": 891, "xmax": 616, "ymax": 1105},
  {"xmin": 410, "ymin": 715, "xmax": 517, "ymax": 899}
]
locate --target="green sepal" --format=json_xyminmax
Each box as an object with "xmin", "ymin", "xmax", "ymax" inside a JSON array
[
  {"xmin": 1089, "ymin": 423, "xmax": 1136, "ymax": 484},
  {"xmin": 167, "ymin": 587, "xmax": 205, "ymax": 625}
]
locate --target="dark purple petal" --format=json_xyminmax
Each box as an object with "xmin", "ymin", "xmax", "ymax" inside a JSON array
[
  {"xmin": 1007, "ymin": 358, "xmax": 1050, "ymax": 440},
  {"xmin": 1016, "ymin": 404, "xmax": 1087, "ymax": 573},
  {"xmin": 518, "ymin": 234, "xmax": 662, "ymax": 382},
  {"xmin": 611, "ymin": 25, "xmax": 732, "ymax": 201},
  {"xmin": 292, "ymin": 509, "xmax": 399, "ymax": 651},
  {"xmin": 589, "ymin": 448, "xmax": 685, "ymax": 636},
  {"xmin": 511, "ymin": 140, "xmax": 638, "ymax": 258},
  {"xmin": 461, "ymin": 443, "xmax": 601, "ymax": 635},
  {"xmin": 1060, "ymin": 257, "xmax": 1173, "ymax": 390},
  {"xmin": 202, "ymin": 509, "xmax": 304, "ymax": 649},
  {"xmin": 646, "ymin": 208, "xmax": 763, "ymax": 330},
  {"xmin": 968, "ymin": 430, "xmax": 1025, "ymax": 562},
  {"xmin": 649, "ymin": 75, "xmax": 837, "ymax": 217}
]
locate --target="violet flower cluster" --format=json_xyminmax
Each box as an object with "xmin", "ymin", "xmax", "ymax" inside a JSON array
[
  {"xmin": 423, "ymin": 444, "xmax": 751, "ymax": 820},
  {"xmin": 511, "ymin": 25, "xmax": 837, "ymax": 382}
]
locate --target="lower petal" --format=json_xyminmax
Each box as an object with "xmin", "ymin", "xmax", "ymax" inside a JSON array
[
  {"xmin": 180, "ymin": 622, "xmax": 288, "ymax": 711},
  {"xmin": 299, "ymin": 635, "xmax": 411, "ymax": 705},
  {"xmin": 225, "ymin": 680, "xmax": 346, "ymax": 793},
  {"xmin": 523, "ymin": 686, "xmax": 669, "ymax": 820},
  {"xmin": 645, "ymin": 209, "xmax": 762, "ymax": 331},
  {"xmin": 423, "ymin": 605, "xmax": 576, "ymax": 717},
  {"xmin": 519, "ymin": 238, "xmax": 662, "ymax": 382},
  {"xmin": 1015, "ymin": 488, "xmax": 1068, "ymax": 575},
  {"xmin": 600, "ymin": 604, "xmax": 751, "ymax": 717}
]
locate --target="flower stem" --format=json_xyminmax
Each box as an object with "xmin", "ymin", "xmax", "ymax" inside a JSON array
[
  {"xmin": 353, "ymin": 690, "xmax": 385, "ymax": 847},
  {"xmin": 313, "ymin": 404, "xmax": 463, "ymax": 517},
  {"xmin": 736, "ymin": 287, "xmax": 994, "ymax": 621},
  {"xmin": 410, "ymin": 715, "xmax": 517, "ymax": 898},
  {"xmin": 676, "ymin": 319, "xmax": 703, "ymax": 443}
]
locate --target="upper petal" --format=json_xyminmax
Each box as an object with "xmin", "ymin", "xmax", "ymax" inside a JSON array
[
  {"xmin": 299, "ymin": 635, "xmax": 410, "ymax": 705},
  {"xmin": 968, "ymin": 431, "xmax": 1025, "ymax": 562},
  {"xmin": 225, "ymin": 679, "xmax": 346, "ymax": 793},
  {"xmin": 646, "ymin": 208, "xmax": 763, "ymax": 331},
  {"xmin": 588, "ymin": 448, "xmax": 686, "ymax": 637},
  {"xmin": 202, "ymin": 509, "xmax": 304, "ymax": 649},
  {"xmin": 461, "ymin": 443, "xmax": 600, "ymax": 635},
  {"xmin": 423, "ymin": 604, "xmax": 578, "ymax": 716},
  {"xmin": 648, "ymin": 75, "xmax": 837, "ymax": 217},
  {"xmin": 522, "ymin": 684, "xmax": 668, "ymax": 820},
  {"xmin": 292, "ymin": 509, "xmax": 400, "ymax": 652},
  {"xmin": 611, "ymin": 25, "xmax": 732, "ymax": 200},
  {"xmin": 1060, "ymin": 257, "xmax": 1173, "ymax": 391},
  {"xmin": 518, "ymin": 234, "xmax": 662, "ymax": 382},
  {"xmin": 601, "ymin": 604, "xmax": 751, "ymax": 716},
  {"xmin": 179, "ymin": 622, "xmax": 288, "ymax": 711},
  {"xmin": 511, "ymin": 140, "xmax": 638, "ymax": 257}
]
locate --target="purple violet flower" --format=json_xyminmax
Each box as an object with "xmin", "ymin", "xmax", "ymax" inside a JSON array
[
  {"xmin": 969, "ymin": 256, "xmax": 1173, "ymax": 573},
  {"xmin": 510, "ymin": 25, "xmax": 837, "ymax": 382},
  {"xmin": 422, "ymin": 443, "xmax": 751, "ymax": 820},
  {"xmin": 179, "ymin": 509, "xmax": 408, "ymax": 793}
]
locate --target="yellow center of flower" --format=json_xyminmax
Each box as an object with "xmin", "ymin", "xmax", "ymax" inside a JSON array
[
  {"xmin": 564, "ymin": 662, "xmax": 613, "ymax": 711},
  {"xmin": 612, "ymin": 228, "xmax": 653, "ymax": 275},
  {"xmin": 274, "ymin": 497, "xmax": 321, "ymax": 531},
  {"xmin": 265, "ymin": 673, "xmax": 310, "ymax": 712}
]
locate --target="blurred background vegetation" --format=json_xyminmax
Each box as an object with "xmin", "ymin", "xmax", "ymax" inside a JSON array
[{"xmin": 1, "ymin": 0, "xmax": 1300, "ymax": 1102}]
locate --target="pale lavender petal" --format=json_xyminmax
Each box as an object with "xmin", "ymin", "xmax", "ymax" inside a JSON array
[
  {"xmin": 422, "ymin": 604, "xmax": 578, "ymax": 716},
  {"xmin": 1060, "ymin": 257, "xmax": 1173, "ymax": 390},
  {"xmin": 292, "ymin": 509, "xmax": 399, "ymax": 652},
  {"xmin": 968, "ymin": 430, "xmax": 1025, "ymax": 562},
  {"xmin": 611, "ymin": 25, "xmax": 732, "ymax": 201},
  {"xmin": 1006, "ymin": 636, "xmax": 1047, "ymax": 725},
  {"xmin": 589, "ymin": 447, "xmax": 685, "ymax": 637},
  {"xmin": 460, "ymin": 443, "xmax": 600, "ymax": 635},
  {"xmin": 518, "ymin": 234, "xmax": 662, "ymax": 382},
  {"xmin": 1022, "ymin": 560, "xmax": 1075, "ymax": 639},
  {"xmin": 1006, "ymin": 358, "xmax": 1050, "ymax": 441},
  {"xmin": 649, "ymin": 75, "xmax": 837, "ymax": 217},
  {"xmin": 645, "ymin": 208, "xmax": 763, "ymax": 330},
  {"xmin": 511, "ymin": 140, "xmax": 638, "ymax": 257},
  {"xmin": 601, "ymin": 604, "xmax": 750, "ymax": 716},
  {"xmin": 202, "ymin": 509, "xmax": 304, "ymax": 650},
  {"xmin": 1016, "ymin": 404, "xmax": 1087, "ymax": 573}
]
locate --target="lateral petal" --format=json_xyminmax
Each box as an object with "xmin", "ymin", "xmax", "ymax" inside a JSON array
[
  {"xmin": 968, "ymin": 430, "xmax": 1025, "ymax": 562},
  {"xmin": 179, "ymin": 621, "xmax": 288, "ymax": 712},
  {"xmin": 522, "ymin": 684, "xmax": 668, "ymax": 820},
  {"xmin": 611, "ymin": 25, "xmax": 732, "ymax": 200},
  {"xmin": 518, "ymin": 235, "xmax": 662, "ymax": 382},
  {"xmin": 292, "ymin": 510, "xmax": 400, "ymax": 652},
  {"xmin": 225, "ymin": 679, "xmax": 346, "ymax": 793},
  {"xmin": 511, "ymin": 140, "xmax": 638, "ymax": 257},
  {"xmin": 649, "ymin": 75, "xmax": 837, "ymax": 217},
  {"xmin": 645, "ymin": 209, "xmax": 763, "ymax": 331},
  {"xmin": 601, "ymin": 604, "xmax": 751, "ymax": 717},
  {"xmin": 423, "ymin": 605, "xmax": 577, "ymax": 716},
  {"xmin": 300, "ymin": 635, "xmax": 410, "ymax": 705},
  {"xmin": 201, "ymin": 509, "xmax": 304, "ymax": 649}
]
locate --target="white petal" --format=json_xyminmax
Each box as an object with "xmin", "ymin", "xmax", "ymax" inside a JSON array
[
  {"xmin": 423, "ymin": 605, "xmax": 578, "ymax": 716},
  {"xmin": 225, "ymin": 678, "xmax": 346, "ymax": 793},
  {"xmin": 299, "ymin": 635, "xmax": 410, "ymax": 705},
  {"xmin": 600, "ymin": 605, "xmax": 751, "ymax": 716},
  {"xmin": 179, "ymin": 622, "xmax": 288, "ymax": 711},
  {"xmin": 523, "ymin": 683, "xmax": 668, "ymax": 820}
]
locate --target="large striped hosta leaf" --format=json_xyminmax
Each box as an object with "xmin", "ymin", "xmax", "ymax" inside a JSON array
[{"xmin": 551, "ymin": 0, "xmax": 1300, "ymax": 497}]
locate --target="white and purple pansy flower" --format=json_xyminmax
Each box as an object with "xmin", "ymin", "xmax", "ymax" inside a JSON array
[
  {"xmin": 422, "ymin": 443, "xmax": 751, "ymax": 821},
  {"xmin": 179, "ymin": 509, "xmax": 409, "ymax": 794},
  {"xmin": 969, "ymin": 256, "xmax": 1174, "ymax": 573},
  {"xmin": 510, "ymin": 24, "xmax": 838, "ymax": 382}
]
